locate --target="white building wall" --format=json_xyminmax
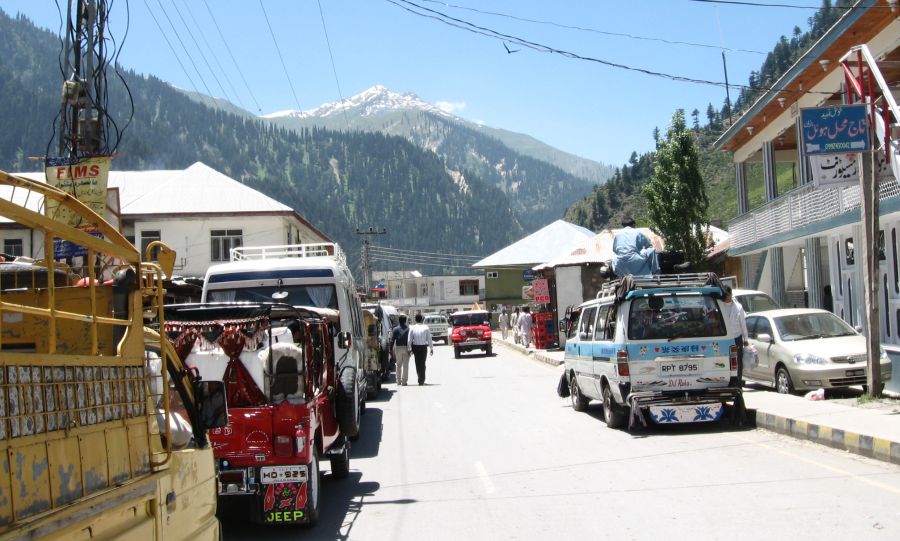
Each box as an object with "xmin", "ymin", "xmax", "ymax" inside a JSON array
[
  {"xmin": 555, "ymin": 266, "xmax": 583, "ymax": 314},
  {"xmin": 134, "ymin": 215, "xmax": 289, "ymax": 277}
]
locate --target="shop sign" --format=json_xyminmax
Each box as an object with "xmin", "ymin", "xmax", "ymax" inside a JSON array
[
  {"xmin": 800, "ymin": 104, "xmax": 869, "ymax": 156},
  {"xmin": 533, "ymin": 279, "xmax": 551, "ymax": 304},
  {"xmin": 522, "ymin": 269, "xmax": 536, "ymax": 281}
]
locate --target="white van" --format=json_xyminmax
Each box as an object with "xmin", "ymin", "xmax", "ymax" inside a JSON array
[
  {"xmin": 563, "ymin": 273, "xmax": 744, "ymax": 430},
  {"xmin": 202, "ymin": 243, "xmax": 366, "ymax": 436}
]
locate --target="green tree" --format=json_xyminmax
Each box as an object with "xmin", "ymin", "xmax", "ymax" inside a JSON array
[{"xmin": 644, "ymin": 110, "xmax": 710, "ymax": 265}]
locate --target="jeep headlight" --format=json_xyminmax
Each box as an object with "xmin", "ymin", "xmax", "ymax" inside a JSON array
[{"xmin": 793, "ymin": 353, "xmax": 828, "ymax": 365}]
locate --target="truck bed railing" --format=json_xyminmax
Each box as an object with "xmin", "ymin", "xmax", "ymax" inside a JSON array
[{"xmin": 230, "ymin": 243, "xmax": 346, "ymax": 266}]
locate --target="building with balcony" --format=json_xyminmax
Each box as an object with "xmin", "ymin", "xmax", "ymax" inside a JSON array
[
  {"xmin": 716, "ymin": 1, "xmax": 900, "ymax": 346},
  {"xmin": 374, "ymin": 270, "xmax": 485, "ymax": 314}
]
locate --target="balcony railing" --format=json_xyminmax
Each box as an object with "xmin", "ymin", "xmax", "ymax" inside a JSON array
[{"xmin": 729, "ymin": 177, "xmax": 900, "ymax": 250}]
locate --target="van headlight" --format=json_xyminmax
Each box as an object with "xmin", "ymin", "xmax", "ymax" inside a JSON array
[{"xmin": 793, "ymin": 353, "xmax": 828, "ymax": 365}]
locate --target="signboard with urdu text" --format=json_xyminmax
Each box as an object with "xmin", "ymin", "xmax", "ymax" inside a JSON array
[{"xmin": 800, "ymin": 104, "xmax": 869, "ymax": 156}]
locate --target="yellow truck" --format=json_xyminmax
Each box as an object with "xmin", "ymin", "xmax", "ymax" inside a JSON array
[{"xmin": 0, "ymin": 170, "xmax": 225, "ymax": 540}]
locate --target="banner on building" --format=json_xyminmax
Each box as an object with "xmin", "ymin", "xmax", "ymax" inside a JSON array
[
  {"xmin": 800, "ymin": 104, "xmax": 869, "ymax": 156},
  {"xmin": 810, "ymin": 153, "xmax": 859, "ymax": 188},
  {"xmin": 532, "ymin": 278, "xmax": 551, "ymax": 304},
  {"xmin": 44, "ymin": 155, "xmax": 112, "ymax": 228}
]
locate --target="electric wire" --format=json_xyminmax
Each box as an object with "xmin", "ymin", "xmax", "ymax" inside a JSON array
[
  {"xmin": 178, "ymin": 0, "xmax": 246, "ymax": 110},
  {"xmin": 317, "ymin": 0, "xmax": 352, "ymax": 130},
  {"xmin": 259, "ymin": 0, "xmax": 304, "ymax": 112},
  {"xmin": 152, "ymin": 0, "xmax": 214, "ymax": 97},
  {"xmin": 202, "ymin": 0, "xmax": 263, "ymax": 113},
  {"xmin": 370, "ymin": 245, "xmax": 484, "ymax": 259},
  {"xmin": 167, "ymin": 0, "xmax": 233, "ymax": 104},
  {"xmin": 142, "ymin": 0, "xmax": 202, "ymax": 95},
  {"xmin": 385, "ymin": 0, "xmax": 836, "ymax": 96},
  {"xmin": 418, "ymin": 0, "xmax": 766, "ymax": 55},
  {"xmin": 686, "ymin": 0, "xmax": 888, "ymax": 9}
]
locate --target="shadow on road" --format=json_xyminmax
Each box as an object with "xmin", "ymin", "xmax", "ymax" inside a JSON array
[{"xmin": 352, "ymin": 406, "xmax": 383, "ymax": 459}]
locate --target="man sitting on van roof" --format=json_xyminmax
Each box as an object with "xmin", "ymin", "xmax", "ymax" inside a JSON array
[{"xmin": 611, "ymin": 217, "xmax": 659, "ymax": 277}]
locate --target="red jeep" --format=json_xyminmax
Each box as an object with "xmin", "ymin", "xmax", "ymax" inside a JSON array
[
  {"xmin": 164, "ymin": 302, "xmax": 353, "ymax": 526},
  {"xmin": 450, "ymin": 309, "xmax": 493, "ymax": 358}
]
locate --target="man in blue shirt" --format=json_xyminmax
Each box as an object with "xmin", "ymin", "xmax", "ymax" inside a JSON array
[{"xmin": 611, "ymin": 217, "xmax": 659, "ymax": 277}]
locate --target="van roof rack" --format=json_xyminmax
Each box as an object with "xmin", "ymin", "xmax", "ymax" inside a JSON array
[
  {"xmin": 597, "ymin": 273, "xmax": 724, "ymax": 299},
  {"xmin": 230, "ymin": 243, "xmax": 346, "ymax": 266}
]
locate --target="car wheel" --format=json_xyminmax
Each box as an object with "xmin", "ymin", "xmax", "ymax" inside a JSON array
[
  {"xmin": 775, "ymin": 366, "xmax": 794, "ymax": 394},
  {"xmin": 602, "ymin": 384, "xmax": 625, "ymax": 428},
  {"xmin": 335, "ymin": 367, "xmax": 360, "ymax": 437},
  {"xmin": 329, "ymin": 442, "xmax": 350, "ymax": 479},
  {"xmin": 485, "ymin": 345, "xmax": 492, "ymax": 356},
  {"xmin": 570, "ymin": 375, "xmax": 589, "ymax": 412},
  {"xmin": 454, "ymin": 347, "xmax": 460, "ymax": 359},
  {"xmin": 303, "ymin": 446, "xmax": 320, "ymax": 526}
]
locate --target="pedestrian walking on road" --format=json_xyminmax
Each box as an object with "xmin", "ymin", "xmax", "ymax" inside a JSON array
[
  {"xmin": 407, "ymin": 313, "xmax": 433, "ymax": 385},
  {"xmin": 511, "ymin": 307, "xmax": 520, "ymax": 344},
  {"xmin": 499, "ymin": 309, "xmax": 510, "ymax": 340},
  {"xmin": 518, "ymin": 306, "xmax": 534, "ymax": 348},
  {"xmin": 390, "ymin": 315, "xmax": 411, "ymax": 386},
  {"xmin": 721, "ymin": 285, "xmax": 749, "ymax": 383}
]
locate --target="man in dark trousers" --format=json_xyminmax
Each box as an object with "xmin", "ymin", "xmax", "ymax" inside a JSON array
[
  {"xmin": 407, "ymin": 313, "xmax": 434, "ymax": 385},
  {"xmin": 390, "ymin": 315, "xmax": 411, "ymax": 386}
]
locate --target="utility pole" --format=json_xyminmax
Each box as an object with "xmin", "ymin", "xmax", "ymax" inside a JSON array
[
  {"xmin": 59, "ymin": 0, "xmax": 106, "ymax": 158},
  {"xmin": 355, "ymin": 227, "xmax": 386, "ymax": 296}
]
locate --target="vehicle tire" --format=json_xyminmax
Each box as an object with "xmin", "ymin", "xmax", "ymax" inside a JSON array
[
  {"xmin": 335, "ymin": 367, "xmax": 360, "ymax": 437},
  {"xmin": 454, "ymin": 347, "xmax": 460, "ymax": 359},
  {"xmin": 379, "ymin": 350, "xmax": 390, "ymax": 382},
  {"xmin": 303, "ymin": 446, "xmax": 320, "ymax": 526},
  {"xmin": 486, "ymin": 345, "xmax": 492, "ymax": 356},
  {"xmin": 775, "ymin": 366, "xmax": 795, "ymax": 395},
  {"xmin": 570, "ymin": 375, "xmax": 589, "ymax": 412},
  {"xmin": 329, "ymin": 442, "xmax": 350, "ymax": 480},
  {"xmin": 602, "ymin": 384, "xmax": 625, "ymax": 429}
]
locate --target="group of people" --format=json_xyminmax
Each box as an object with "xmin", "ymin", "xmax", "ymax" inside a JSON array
[
  {"xmin": 389, "ymin": 313, "xmax": 433, "ymax": 386},
  {"xmin": 498, "ymin": 306, "xmax": 534, "ymax": 347}
]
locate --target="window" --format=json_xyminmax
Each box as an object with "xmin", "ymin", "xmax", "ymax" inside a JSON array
[
  {"xmin": 845, "ymin": 238, "xmax": 855, "ymax": 266},
  {"xmin": 578, "ymin": 306, "xmax": 598, "ymax": 340},
  {"xmin": 885, "ymin": 275, "xmax": 890, "ymax": 337},
  {"xmin": 836, "ymin": 241, "xmax": 843, "ymax": 294},
  {"xmin": 593, "ymin": 306, "xmax": 610, "ymax": 341},
  {"xmin": 459, "ymin": 280, "xmax": 479, "ymax": 296},
  {"xmin": 140, "ymin": 230, "xmax": 161, "ymax": 261},
  {"xmin": 3, "ymin": 238, "xmax": 23, "ymax": 257},
  {"xmin": 893, "ymin": 229, "xmax": 899, "ymax": 294},
  {"xmin": 879, "ymin": 230, "xmax": 886, "ymax": 261},
  {"xmin": 627, "ymin": 295, "xmax": 727, "ymax": 340},
  {"xmin": 486, "ymin": 271, "xmax": 498, "ymax": 279},
  {"xmin": 210, "ymin": 229, "xmax": 242, "ymax": 262}
]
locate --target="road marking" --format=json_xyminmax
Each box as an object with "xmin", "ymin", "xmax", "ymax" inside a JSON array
[
  {"xmin": 730, "ymin": 433, "xmax": 900, "ymax": 495},
  {"xmin": 475, "ymin": 461, "xmax": 496, "ymax": 494}
]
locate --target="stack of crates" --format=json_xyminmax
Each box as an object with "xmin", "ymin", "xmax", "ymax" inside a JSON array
[{"xmin": 531, "ymin": 311, "xmax": 556, "ymax": 349}]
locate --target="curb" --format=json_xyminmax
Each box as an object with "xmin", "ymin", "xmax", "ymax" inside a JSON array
[
  {"xmin": 752, "ymin": 409, "xmax": 900, "ymax": 466},
  {"xmin": 496, "ymin": 340, "xmax": 563, "ymax": 367}
]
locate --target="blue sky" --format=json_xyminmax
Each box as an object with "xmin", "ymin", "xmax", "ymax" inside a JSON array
[{"xmin": 1, "ymin": 0, "xmax": 821, "ymax": 167}]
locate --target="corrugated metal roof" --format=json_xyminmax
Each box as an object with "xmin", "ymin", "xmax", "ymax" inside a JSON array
[
  {"xmin": 473, "ymin": 219, "xmax": 594, "ymax": 267},
  {"xmin": 7, "ymin": 162, "xmax": 293, "ymax": 216}
]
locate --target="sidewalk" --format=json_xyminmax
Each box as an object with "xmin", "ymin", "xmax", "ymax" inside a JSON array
[{"xmin": 496, "ymin": 337, "xmax": 900, "ymax": 466}]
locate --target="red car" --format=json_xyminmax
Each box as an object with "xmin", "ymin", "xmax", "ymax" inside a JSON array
[
  {"xmin": 165, "ymin": 303, "xmax": 354, "ymax": 526},
  {"xmin": 450, "ymin": 309, "xmax": 493, "ymax": 358}
]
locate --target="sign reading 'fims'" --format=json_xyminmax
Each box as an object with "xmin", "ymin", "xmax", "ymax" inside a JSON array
[{"xmin": 800, "ymin": 104, "xmax": 870, "ymax": 155}]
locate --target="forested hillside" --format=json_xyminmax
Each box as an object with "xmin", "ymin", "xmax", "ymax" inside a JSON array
[
  {"xmin": 0, "ymin": 10, "xmax": 523, "ymax": 274},
  {"xmin": 565, "ymin": 0, "xmax": 853, "ymax": 231}
]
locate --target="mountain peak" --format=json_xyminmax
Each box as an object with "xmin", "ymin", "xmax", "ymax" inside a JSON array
[{"xmin": 261, "ymin": 85, "xmax": 450, "ymax": 120}]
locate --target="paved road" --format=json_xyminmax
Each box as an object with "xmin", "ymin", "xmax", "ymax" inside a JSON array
[{"xmin": 223, "ymin": 344, "xmax": 900, "ymax": 540}]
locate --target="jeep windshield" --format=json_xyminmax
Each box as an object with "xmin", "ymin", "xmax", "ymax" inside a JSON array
[
  {"xmin": 207, "ymin": 284, "xmax": 338, "ymax": 309},
  {"xmin": 451, "ymin": 313, "xmax": 489, "ymax": 327},
  {"xmin": 627, "ymin": 294, "xmax": 727, "ymax": 340}
]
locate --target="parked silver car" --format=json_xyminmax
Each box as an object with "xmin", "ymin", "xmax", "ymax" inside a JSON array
[
  {"xmin": 424, "ymin": 313, "xmax": 449, "ymax": 344},
  {"xmin": 745, "ymin": 308, "xmax": 892, "ymax": 394}
]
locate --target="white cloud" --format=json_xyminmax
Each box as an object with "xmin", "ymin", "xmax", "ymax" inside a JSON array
[{"xmin": 436, "ymin": 100, "xmax": 466, "ymax": 114}]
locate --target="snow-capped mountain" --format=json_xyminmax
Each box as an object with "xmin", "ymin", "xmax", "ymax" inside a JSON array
[{"xmin": 263, "ymin": 85, "xmax": 451, "ymax": 120}]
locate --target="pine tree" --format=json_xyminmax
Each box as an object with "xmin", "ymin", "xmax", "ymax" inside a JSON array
[{"xmin": 643, "ymin": 110, "xmax": 710, "ymax": 265}]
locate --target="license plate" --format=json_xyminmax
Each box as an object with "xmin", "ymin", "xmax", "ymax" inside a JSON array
[
  {"xmin": 658, "ymin": 359, "xmax": 702, "ymax": 377},
  {"xmin": 846, "ymin": 369, "xmax": 865, "ymax": 377},
  {"xmin": 649, "ymin": 403, "xmax": 723, "ymax": 424},
  {"xmin": 260, "ymin": 465, "xmax": 307, "ymax": 484}
]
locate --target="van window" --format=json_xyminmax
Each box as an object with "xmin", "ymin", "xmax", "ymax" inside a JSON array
[
  {"xmin": 593, "ymin": 305, "xmax": 610, "ymax": 341},
  {"xmin": 578, "ymin": 306, "xmax": 598, "ymax": 340},
  {"xmin": 627, "ymin": 295, "xmax": 727, "ymax": 340},
  {"xmin": 208, "ymin": 284, "xmax": 337, "ymax": 308}
]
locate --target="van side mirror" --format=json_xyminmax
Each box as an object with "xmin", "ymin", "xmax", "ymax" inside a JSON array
[
  {"xmin": 756, "ymin": 333, "xmax": 772, "ymax": 343},
  {"xmin": 196, "ymin": 381, "xmax": 228, "ymax": 429},
  {"xmin": 338, "ymin": 331, "xmax": 352, "ymax": 349}
]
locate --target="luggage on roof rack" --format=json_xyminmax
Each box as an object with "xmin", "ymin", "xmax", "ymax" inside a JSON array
[{"xmin": 597, "ymin": 272, "xmax": 725, "ymax": 302}]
